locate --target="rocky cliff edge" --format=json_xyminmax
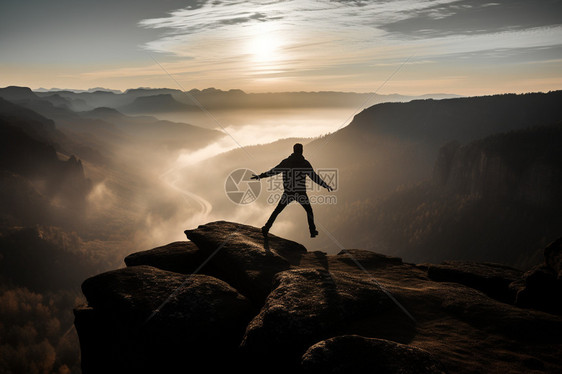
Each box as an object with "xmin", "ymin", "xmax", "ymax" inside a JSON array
[{"xmin": 74, "ymin": 221, "xmax": 562, "ymax": 373}]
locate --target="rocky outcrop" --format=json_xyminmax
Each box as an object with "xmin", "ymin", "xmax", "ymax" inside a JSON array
[
  {"xmin": 75, "ymin": 265, "xmax": 252, "ymax": 373},
  {"xmin": 184, "ymin": 221, "xmax": 307, "ymax": 303},
  {"xmin": 240, "ymin": 268, "xmax": 393, "ymax": 369},
  {"xmin": 301, "ymin": 335, "xmax": 447, "ymax": 374},
  {"xmin": 124, "ymin": 241, "xmax": 209, "ymax": 275},
  {"xmin": 427, "ymin": 261, "xmax": 522, "ymax": 303},
  {"xmin": 75, "ymin": 221, "xmax": 562, "ymax": 374}
]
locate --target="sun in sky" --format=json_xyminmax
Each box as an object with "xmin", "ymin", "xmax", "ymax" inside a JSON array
[{"xmin": 247, "ymin": 22, "xmax": 285, "ymax": 65}]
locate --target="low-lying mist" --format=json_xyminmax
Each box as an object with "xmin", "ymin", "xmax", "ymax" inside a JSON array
[{"xmin": 80, "ymin": 107, "xmax": 356, "ymax": 260}]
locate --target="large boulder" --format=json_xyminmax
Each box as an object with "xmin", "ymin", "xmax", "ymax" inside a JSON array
[
  {"xmin": 301, "ymin": 335, "xmax": 447, "ymax": 374},
  {"xmin": 515, "ymin": 237, "xmax": 562, "ymax": 314},
  {"xmin": 545, "ymin": 237, "xmax": 562, "ymax": 275},
  {"xmin": 427, "ymin": 261, "xmax": 523, "ymax": 303},
  {"xmin": 124, "ymin": 241, "xmax": 209, "ymax": 274},
  {"xmin": 184, "ymin": 221, "xmax": 307, "ymax": 302},
  {"xmin": 240, "ymin": 268, "xmax": 395, "ymax": 369},
  {"xmin": 76, "ymin": 265, "xmax": 252, "ymax": 373},
  {"xmin": 516, "ymin": 264, "xmax": 562, "ymax": 314}
]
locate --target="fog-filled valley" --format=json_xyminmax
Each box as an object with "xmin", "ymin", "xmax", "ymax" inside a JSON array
[{"xmin": 1, "ymin": 85, "xmax": 562, "ymax": 372}]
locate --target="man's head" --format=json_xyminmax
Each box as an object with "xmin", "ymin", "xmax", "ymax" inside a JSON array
[{"xmin": 293, "ymin": 143, "xmax": 303, "ymax": 155}]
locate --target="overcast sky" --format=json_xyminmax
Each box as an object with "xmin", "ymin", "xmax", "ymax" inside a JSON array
[{"xmin": 1, "ymin": 0, "xmax": 561, "ymax": 95}]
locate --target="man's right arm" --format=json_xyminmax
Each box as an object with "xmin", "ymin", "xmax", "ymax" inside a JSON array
[{"xmin": 252, "ymin": 159, "xmax": 286, "ymax": 179}]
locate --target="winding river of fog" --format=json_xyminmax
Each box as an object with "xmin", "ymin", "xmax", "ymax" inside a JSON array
[
  {"xmin": 149, "ymin": 108, "xmax": 356, "ymax": 248},
  {"xmin": 159, "ymin": 107, "xmax": 356, "ymax": 148}
]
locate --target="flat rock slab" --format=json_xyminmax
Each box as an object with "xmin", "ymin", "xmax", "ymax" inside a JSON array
[
  {"xmin": 302, "ymin": 335, "xmax": 447, "ymax": 374},
  {"xmin": 124, "ymin": 241, "xmax": 208, "ymax": 274},
  {"xmin": 336, "ymin": 248, "xmax": 403, "ymax": 269},
  {"xmin": 184, "ymin": 220, "xmax": 308, "ymax": 302},
  {"xmin": 428, "ymin": 261, "xmax": 523, "ymax": 303},
  {"xmin": 429, "ymin": 280, "xmax": 562, "ymax": 341}
]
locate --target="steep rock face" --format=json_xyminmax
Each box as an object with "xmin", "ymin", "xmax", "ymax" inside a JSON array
[
  {"xmin": 432, "ymin": 140, "xmax": 461, "ymax": 186},
  {"xmin": 75, "ymin": 265, "xmax": 252, "ymax": 373},
  {"xmin": 75, "ymin": 221, "xmax": 562, "ymax": 374},
  {"xmin": 433, "ymin": 125, "xmax": 562, "ymax": 206}
]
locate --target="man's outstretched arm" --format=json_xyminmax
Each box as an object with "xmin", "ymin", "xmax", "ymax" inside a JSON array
[
  {"xmin": 251, "ymin": 160, "xmax": 286, "ymax": 180},
  {"xmin": 308, "ymin": 168, "xmax": 333, "ymax": 191}
]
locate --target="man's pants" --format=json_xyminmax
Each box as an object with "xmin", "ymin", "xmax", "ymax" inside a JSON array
[{"xmin": 264, "ymin": 192, "xmax": 316, "ymax": 233}]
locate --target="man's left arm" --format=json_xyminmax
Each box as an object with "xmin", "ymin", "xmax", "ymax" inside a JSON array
[{"xmin": 307, "ymin": 163, "xmax": 333, "ymax": 191}]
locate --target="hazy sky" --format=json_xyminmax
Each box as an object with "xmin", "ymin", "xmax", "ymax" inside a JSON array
[{"xmin": 1, "ymin": 0, "xmax": 561, "ymax": 95}]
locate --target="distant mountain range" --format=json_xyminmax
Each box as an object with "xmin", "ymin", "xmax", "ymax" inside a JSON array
[
  {"xmin": 118, "ymin": 93, "xmax": 198, "ymax": 114},
  {"xmin": 35, "ymin": 87, "xmax": 123, "ymax": 94},
  {"xmin": 0, "ymin": 86, "xmax": 223, "ymax": 161},
  {"xmin": 29, "ymin": 85, "xmax": 461, "ymax": 113}
]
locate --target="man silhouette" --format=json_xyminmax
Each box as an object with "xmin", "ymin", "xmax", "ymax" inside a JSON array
[{"xmin": 251, "ymin": 143, "xmax": 333, "ymax": 238}]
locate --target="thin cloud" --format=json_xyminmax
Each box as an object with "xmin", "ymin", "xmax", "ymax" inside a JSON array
[
  {"xmin": 121, "ymin": 0, "xmax": 562, "ymax": 93},
  {"xmin": 138, "ymin": 0, "xmax": 562, "ymax": 60}
]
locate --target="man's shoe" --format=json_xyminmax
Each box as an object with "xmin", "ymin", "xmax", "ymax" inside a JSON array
[
  {"xmin": 261, "ymin": 226, "xmax": 269, "ymax": 237},
  {"xmin": 310, "ymin": 229, "xmax": 319, "ymax": 238}
]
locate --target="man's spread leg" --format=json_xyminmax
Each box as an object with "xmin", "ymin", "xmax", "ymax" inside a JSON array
[
  {"xmin": 297, "ymin": 193, "xmax": 318, "ymax": 237},
  {"xmin": 263, "ymin": 193, "xmax": 290, "ymax": 234}
]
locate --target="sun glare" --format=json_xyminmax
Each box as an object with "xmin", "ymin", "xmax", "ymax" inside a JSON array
[
  {"xmin": 251, "ymin": 34, "xmax": 279, "ymax": 63},
  {"xmin": 246, "ymin": 23, "xmax": 285, "ymax": 66}
]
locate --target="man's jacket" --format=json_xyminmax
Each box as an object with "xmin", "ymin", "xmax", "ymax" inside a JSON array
[{"xmin": 259, "ymin": 153, "xmax": 329, "ymax": 193}]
